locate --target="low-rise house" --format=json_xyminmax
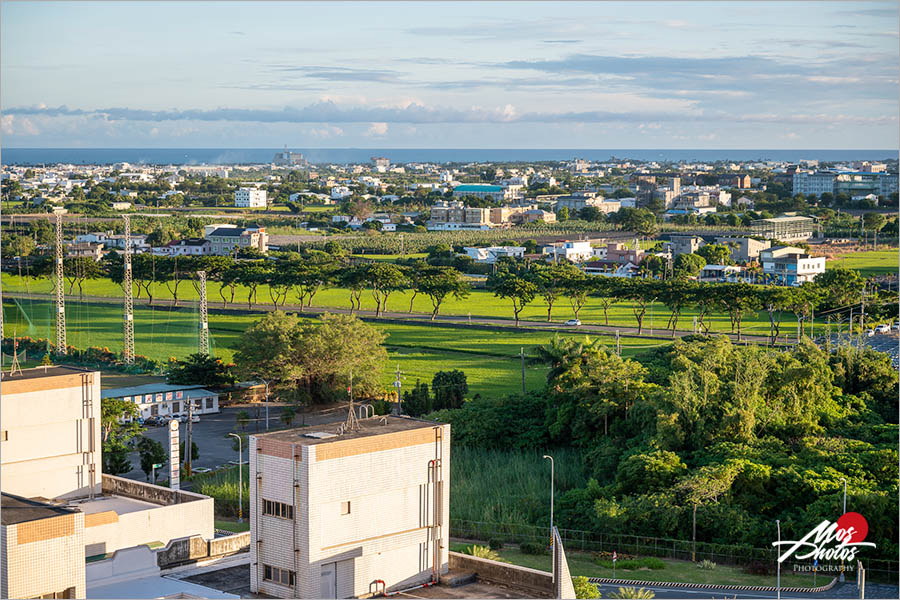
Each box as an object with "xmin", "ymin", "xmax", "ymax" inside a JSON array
[
  {"xmin": 330, "ymin": 186, "xmax": 352, "ymax": 200},
  {"xmin": 165, "ymin": 238, "xmax": 212, "ymax": 256},
  {"xmin": 760, "ymin": 248, "xmax": 825, "ymax": 285},
  {"xmin": 605, "ymin": 242, "xmax": 645, "ymax": 264},
  {"xmin": 542, "ymin": 240, "xmax": 594, "ymax": 263},
  {"xmin": 715, "ymin": 236, "xmax": 771, "ymax": 263},
  {"xmin": 65, "ymin": 242, "xmax": 104, "ymax": 260},
  {"xmin": 583, "ymin": 260, "xmax": 640, "ymax": 278},
  {"xmin": 700, "ymin": 264, "xmax": 745, "ymax": 282},
  {"xmin": 669, "ymin": 235, "xmax": 705, "ymax": 256},
  {"xmin": 205, "ymin": 225, "xmax": 268, "ymax": 255},
  {"xmin": 463, "ymin": 246, "xmax": 526, "ymax": 264},
  {"xmin": 102, "ymin": 383, "xmax": 220, "ymax": 420}
]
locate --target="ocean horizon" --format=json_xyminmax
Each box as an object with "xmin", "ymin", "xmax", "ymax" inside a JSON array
[{"xmin": 2, "ymin": 147, "xmax": 896, "ymax": 166}]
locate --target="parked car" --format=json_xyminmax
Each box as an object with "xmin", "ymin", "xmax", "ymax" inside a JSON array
[
  {"xmin": 190, "ymin": 414, "xmax": 200, "ymax": 423},
  {"xmin": 875, "ymin": 324, "xmax": 891, "ymax": 334},
  {"xmin": 192, "ymin": 467, "xmax": 211, "ymax": 474},
  {"xmin": 866, "ymin": 329, "xmax": 875, "ymax": 337},
  {"xmin": 893, "ymin": 322, "xmax": 899, "ymax": 331},
  {"xmin": 144, "ymin": 416, "xmax": 160, "ymax": 426},
  {"xmin": 564, "ymin": 319, "xmax": 582, "ymax": 326}
]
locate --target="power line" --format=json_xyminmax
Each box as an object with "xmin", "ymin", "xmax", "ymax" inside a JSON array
[{"xmin": 54, "ymin": 213, "xmax": 67, "ymax": 354}]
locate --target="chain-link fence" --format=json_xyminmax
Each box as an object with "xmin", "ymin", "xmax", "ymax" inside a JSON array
[{"xmin": 450, "ymin": 518, "xmax": 898, "ymax": 583}]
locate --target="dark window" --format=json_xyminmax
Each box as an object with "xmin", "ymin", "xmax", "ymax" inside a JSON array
[
  {"xmin": 263, "ymin": 499, "xmax": 294, "ymax": 520},
  {"xmin": 263, "ymin": 564, "xmax": 295, "ymax": 586},
  {"xmin": 206, "ymin": 398, "xmax": 214, "ymax": 409}
]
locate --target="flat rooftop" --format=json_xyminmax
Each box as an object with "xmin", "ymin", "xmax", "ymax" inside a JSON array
[
  {"xmin": 254, "ymin": 415, "xmax": 443, "ymax": 446},
  {"xmin": 1, "ymin": 493, "xmax": 77, "ymax": 526},
  {"xmin": 0, "ymin": 364, "xmax": 95, "ymax": 382},
  {"xmin": 67, "ymin": 494, "xmax": 160, "ymax": 516}
]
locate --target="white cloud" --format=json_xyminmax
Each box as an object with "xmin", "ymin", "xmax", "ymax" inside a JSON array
[{"xmin": 365, "ymin": 122, "xmax": 388, "ymax": 136}]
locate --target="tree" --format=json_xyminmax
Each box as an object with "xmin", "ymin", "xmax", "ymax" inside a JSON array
[
  {"xmin": 561, "ymin": 272, "xmax": 591, "ymax": 320},
  {"xmin": 418, "ymin": 266, "xmax": 470, "ymax": 320},
  {"xmin": 572, "ymin": 577, "xmax": 601, "ymax": 599},
  {"xmin": 432, "ymin": 370, "xmax": 468, "ymax": 410},
  {"xmin": 530, "ymin": 263, "xmax": 579, "ymax": 322},
  {"xmin": 862, "ymin": 212, "xmax": 886, "ymax": 249},
  {"xmin": 137, "ymin": 437, "xmax": 167, "ymax": 482},
  {"xmin": 641, "ymin": 254, "xmax": 667, "ymax": 278},
  {"xmin": 591, "ymin": 277, "xmax": 621, "ymax": 325},
  {"xmin": 759, "ymin": 285, "xmax": 793, "ymax": 343},
  {"xmin": 340, "ymin": 264, "xmax": 369, "ymax": 313},
  {"xmin": 487, "ymin": 263, "xmax": 538, "ymax": 327},
  {"xmin": 814, "ymin": 268, "xmax": 862, "ymax": 311},
  {"xmin": 716, "ymin": 283, "xmax": 762, "ymax": 341},
  {"xmin": 619, "ymin": 279, "xmax": 660, "ymax": 334},
  {"xmin": 236, "ymin": 410, "xmax": 251, "ymax": 431},
  {"xmin": 401, "ymin": 380, "xmax": 432, "ymax": 417},
  {"xmin": 179, "ymin": 440, "xmax": 200, "ymax": 461},
  {"xmin": 365, "ymin": 262, "xmax": 407, "ymax": 317},
  {"xmin": 658, "ymin": 279, "xmax": 697, "ymax": 337},
  {"xmin": 696, "ymin": 243, "xmax": 733, "ymax": 266},
  {"xmin": 103, "ymin": 438, "xmax": 133, "ymax": 476},
  {"xmin": 167, "ymin": 353, "xmax": 236, "ymax": 387},
  {"xmin": 62, "ymin": 256, "xmax": 104, "ymax": 297},
  {"xmin": 281, "ymin": 406, "xmax": 296, "ymax": 427},
  {"xmin": 557, "ymin": 206, "xmax": 570, "ymax": 221},
  {"xmin": 673, "ymin": 253, "xmax": 706, "ymax": 279}
]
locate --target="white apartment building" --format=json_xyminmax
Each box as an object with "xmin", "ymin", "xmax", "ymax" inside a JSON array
[
  {"xmin": 761, "ymin": 250, "xmax": 826, "ymax": 286},
  {"xmin": 331, "ymin": 186, "xmax": 353, "ymax": 200},
  {"xmin": 235, "ymin": 187, "xmax": 267, "ymax": 208},
  {"xmin": 792, "ymin": 171, "xmax": 836, "ymax": 197},
  {"xmin": 250, "ymin": 417, "xmax": 450, "ymax": 598}
]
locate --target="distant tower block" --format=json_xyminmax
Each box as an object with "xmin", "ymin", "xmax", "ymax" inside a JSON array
[
  {"xmin": 54, "ymin": 213, "xmax": 67, "ymax": 354},
  {"xmin": 122, "ymin": 215, "xmax": 135, "ymax": 364},
  {"xmin": 198, "ymin": 270, "xmax": 209, "ymax": 356}
]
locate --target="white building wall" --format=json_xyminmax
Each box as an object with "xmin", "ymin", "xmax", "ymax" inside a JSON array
[{"xmin": 0, "ymin": 372, "xmax": 101, "ymax": 500}]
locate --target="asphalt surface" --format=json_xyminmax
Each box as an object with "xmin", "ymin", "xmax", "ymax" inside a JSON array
[
  {"xmin": 589, "ymin": 581, "xmax": 897, "ymax": 599},
  {"xmin": 119, "ymin": 404, "xmax": 360, "ymax": 482},
  {"xmin": 6, "ymin": 291, "xmax": 787, "ymax": 345}
]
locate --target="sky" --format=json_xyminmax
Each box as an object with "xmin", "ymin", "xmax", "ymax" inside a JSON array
[{"xmin": 2, "ymin": 1, "xmax": 898, "ymax": 149}]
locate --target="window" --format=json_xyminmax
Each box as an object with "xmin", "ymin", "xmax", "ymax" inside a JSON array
[
  {"xmin": 150, "ymin": 405, "xmax": 158, "ymax": 416},
  {"xmin": 172, "ymin": 401, "xmax": 180, "ymax": 414},
  {"xmin": 206, "ymin": 398, "xmax": 214, "ymax": 409},
  {"xmin": 341, "ymin": 501, "xmax": 351, "ymax": 515},
  {"xmin": 263, "ymin": 499, "xmax": 294, "ymax": 520},
  {"xmin": 263, "ymin": 565, "xmax": 296, "ymax": 586}
]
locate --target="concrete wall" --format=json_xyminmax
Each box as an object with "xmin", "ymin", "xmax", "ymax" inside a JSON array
[
  {"xmin": 1, "ymin": 370, "xmax": 102, "ymax": 499},
  {"xmin": 449, "ymin": 552, "xmax": 553, "ymax": 597},
  {"xmin": 156, "ymin": 531, "xmax": 250, "ymax": 569},
  {"xmin": 1, "ymin": 512, "xmax": 86, "ymax": 599}
]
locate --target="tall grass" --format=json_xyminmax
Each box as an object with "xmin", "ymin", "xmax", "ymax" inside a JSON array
[
  {"xmin": 190, "ymin": 465, "xmax": 249, "ymax": 518},
  {"xmin": 450, "ymin": 446, "xmax": 585, "ymax": 526}
]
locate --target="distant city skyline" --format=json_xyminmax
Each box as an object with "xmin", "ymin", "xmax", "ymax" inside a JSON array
[{"xmin": 2, "ymin": 1, "xmax": 897, "ymax": 149}]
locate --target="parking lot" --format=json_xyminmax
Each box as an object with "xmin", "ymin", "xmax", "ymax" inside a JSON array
[
  {"xmin": 119, "ymin": 403, "xmax": 361, "ymax": 483},
  {"xmin": 817, "ymin": 331, "xmax": 899, "ymax": 368}
]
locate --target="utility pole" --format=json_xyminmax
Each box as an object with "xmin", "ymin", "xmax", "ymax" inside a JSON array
[
  {"xmin": 186, "ymin": 398, "xmax": 193, "ymax": 477},
  {"xmin": 122, "ymin": 215, "xmax": 135, "ymax": 364},
  {"xmin": 54, "ymin": 213, "xmax": 67, "ymax": 354},
  {"xmin": 776, "ymin": 519, "xmax": 781, "ymax": 600},
  {"xmin": 521, "ymin": 347, "xmax": 526, "ymax": 394},
  {"xmin": 198, "ymin": 270, "xmax": 209, "ymax": 356}
]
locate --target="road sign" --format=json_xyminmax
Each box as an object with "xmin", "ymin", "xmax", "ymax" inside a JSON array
[{"xmin": 152, "ymin": 463, "xmax": 164, "ymax": 469}]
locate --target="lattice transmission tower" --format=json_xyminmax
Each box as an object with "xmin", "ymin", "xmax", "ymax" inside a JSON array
[
  {"xmin": 197, "ymin": 270, "xmax": 209, "ymax": 356},
  {"xmin": 54, "ymin": 213, "xmax": 67, "ymax": 354},
  {"xmin": 122, "ymin": 215, "xmax": 135, "ymax": 364}
]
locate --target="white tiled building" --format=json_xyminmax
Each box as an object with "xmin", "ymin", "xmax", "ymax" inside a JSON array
[
  {"xmin": 250, "ymin": 417, "xmax": 450, "ymax": 598},
  {"xmin": 234, "ymin": 187, "xmax": 267, "ymax": 208},
  {"xmin": 101, "ymin": 383, "xmax": 220, "ymax": 420}
]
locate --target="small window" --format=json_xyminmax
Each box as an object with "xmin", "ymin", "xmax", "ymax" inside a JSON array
[
  {"xmin": 263, "ymin": 499, "xmax": 294, "ymax": 520},
  {"xmin": 263, "ymin": 564, "xmax": 295, "ymax": 586},
  {"xmin": 341, "ymin": 501, "xmax": 351, "ymax": 515}
]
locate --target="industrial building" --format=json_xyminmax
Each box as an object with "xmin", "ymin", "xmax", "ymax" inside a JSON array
[
  {"xmin": 101, "ymin": 383, "xmax": 220, "ymax": 421},
  {"xmin": 249, "ymin": 416, "xmax": 450, "ymax": 598},
  {"xmin": 750, "ymin": 215, "xmax": 818, "ymax": 242}
]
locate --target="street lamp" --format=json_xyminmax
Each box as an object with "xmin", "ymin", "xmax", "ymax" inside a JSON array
[
  {"xmin": 228, "ymin": 433, "xmax": 244, "ymax": 523},
  {"xmin": 543, "ymin": 455, "xmax": 554, "ymax": 548}
]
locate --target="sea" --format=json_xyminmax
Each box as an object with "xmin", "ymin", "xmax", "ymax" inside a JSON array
[{"xmin": 1, "ymin": 148, "xmax": 896, "ymax": 166}]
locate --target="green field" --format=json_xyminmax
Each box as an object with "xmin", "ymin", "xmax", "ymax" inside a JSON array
[
  {"xmin": 448, "ymin": 544, "xmax": 819, "ymax": 588},
  {"xmin": 1, "ymin": 298, "xmax": 666, "ymax": 397},
  {"xmin": 826, "ymin": 249, "xmax": 898, "ymax": 277},
  {"xmin": 0, "ymin": 273, "xmax": 788, "ymax": 339}
]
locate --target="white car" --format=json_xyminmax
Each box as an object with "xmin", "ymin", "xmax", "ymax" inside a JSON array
[
  {"xmin": 564, "ymin": 319, "xmax": 582, "ymax": 326},
  {"xmin": 866, "ymin": 329, "xmax": 875, "ymax": 337},
  {"xmin": 893, "ymin": 322, "xmax": 899, "ymax": 331},
  {"xmin": 875, "ymin": 324, "xmax": 891, "ymax": 334},
  {"xmin": 191, "ymin": 467, "xmax": 212, "ymax": 474}
]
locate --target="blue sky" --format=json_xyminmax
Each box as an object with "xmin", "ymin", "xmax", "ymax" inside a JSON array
[{"xmin": 2, "ymin": 1, "xmax": 897, "ymax": 148}]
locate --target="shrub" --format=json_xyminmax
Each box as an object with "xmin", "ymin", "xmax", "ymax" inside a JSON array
[
  {"xmin": 371, "ymin": 398, "xmax": 393, "ymax": 416},
  {"xmin": 488, "ymin": 538, "xmax": 504, "ymax": 551},
  {"xmin": 744, "ymin": 561, "xmax": 772, "ymax": 576},
  {"xmin": 697, "ymin": 559, "xmax": 717, "ymax": 570},
  {"xmin": 609, "ymin": 587, "xmax": 655, "ymax": 599},
  {"xmin": 461, "ymin": 545, "xmax": 506, "ymax": 563},
  {"xmin": 520, "ymin": 541, "xmax": 548, "ymax": 555},
  {"xmin": 572, "ymin": 576, "xmax": 601, "ymax": 599},
  {"xmin": 595, "ymin": 557, "xmax": 664, "ymax": 570}
]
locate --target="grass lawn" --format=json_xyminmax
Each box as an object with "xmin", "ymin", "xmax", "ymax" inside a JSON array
[
  {"xmin": 214, "ymin": 519, "xmax": 250, "ymax": 533},
  {"xmin": 449, "ymin": 544, "xmax": 819, "ymax": 588},
  {"xmin": 2, "ymin": 298, "xmax": 664, "ymax": 397},
  {"xmin": 826, "ymin": 249, "xmax": 898, "ymax": 277},
  {"xmin": 1, "ymin": 273, "xmax": 791, "ymax": 339}
]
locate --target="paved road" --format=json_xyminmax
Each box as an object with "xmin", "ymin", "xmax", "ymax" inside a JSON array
[
  {"xmin": 5, "ymin": 291, "xmax": 787, "ymax": 346},
  {"xmin": 120, "ymin": 404, "xmax": 359, "ymax": 483},
  {"xmin": 590, "ymin": 581, "xmax": 897, "ymax": 599}
]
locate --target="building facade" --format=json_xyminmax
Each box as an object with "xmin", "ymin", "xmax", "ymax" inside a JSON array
[
  {"xmin": 715, "ymin": 236, "xmax": 771, "ymax": 263},
  {"xmin": 669, "ymin": 235, "xmax": 705, "ymax": 256},
  {"xmin": 101, "ymin": 383, "xmax": 220, "ymax": 420},
  {"xmin": 451, "ymin": 184, "xmax": 511, "ymax": 201},
  {"xmin": 761, "ymin": 252, "xmax": 826, "ymax": 286},
  {"xmin": 750, "ymin": 216, "xmax": 817, "ymax": 241},
  {"xmin": 250, "ymin": 417, "xmax": 450, "ymax": 598},
  {"xmin": 234, "ymin": 188, "xmax": 267, "ymax": 208},
  {"xmin": 205, "ymin": 226, "xmax": 269, "ymax": 255}
]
